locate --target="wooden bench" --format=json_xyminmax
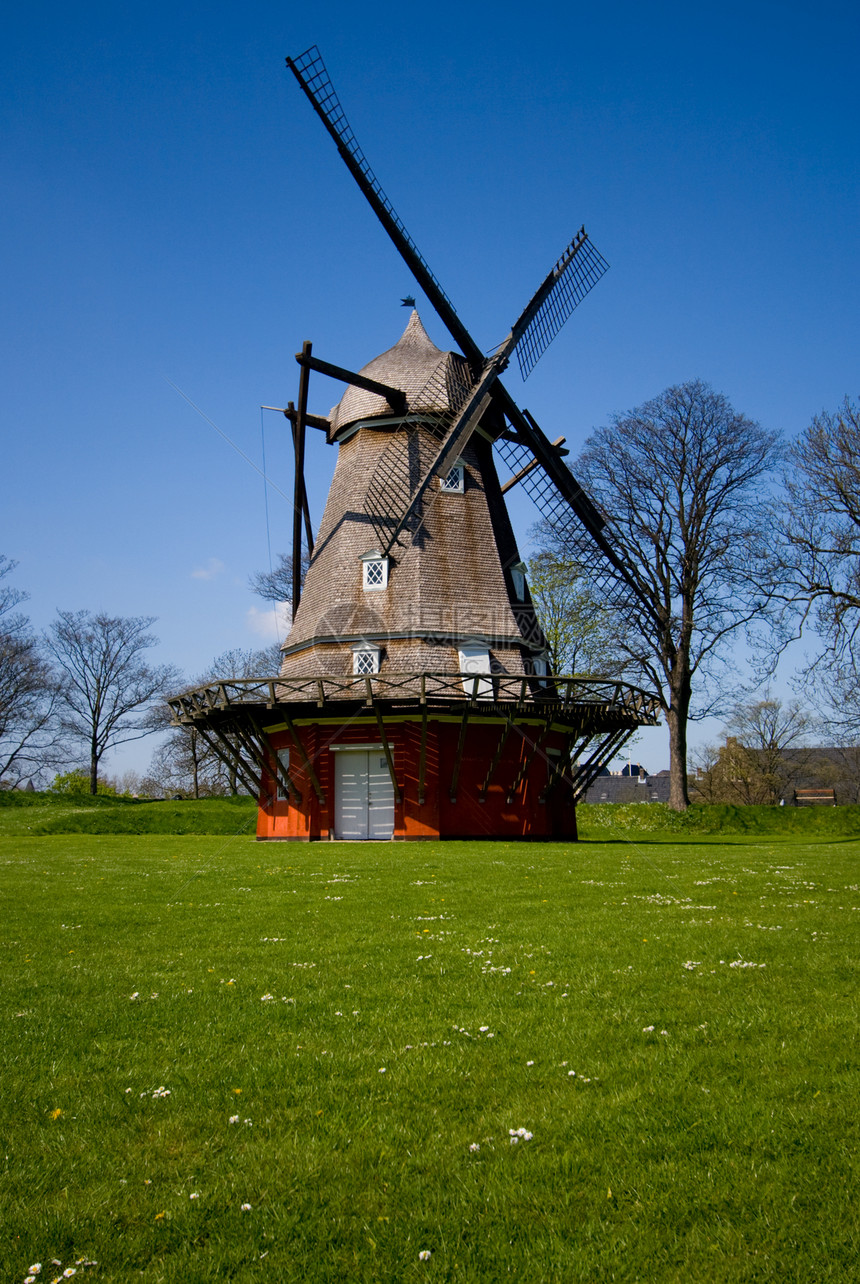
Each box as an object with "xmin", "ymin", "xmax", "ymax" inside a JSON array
[{"xmin": 793, "ymin": 788, "xmax": 837, "ymax": 807}]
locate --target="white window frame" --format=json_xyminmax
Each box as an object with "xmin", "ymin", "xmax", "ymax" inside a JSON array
[
  {"xmin": 276, "ymin": 747, "xmax": 291, "ymax": 801},
  {"xmin": 361, "ymin": 551, "xmax": 389, "ymax": 591},
  {"xmin": 510, "ymin": 560, "xmax": 527, "ymax": 600},
  {"xmin": 352, "ymin": 644, "xmax": 381, "ymax": 676},
  {"xmin": 439, "ymin": 460, "xmax": 465, "ymax": 493},
  {"xmin": 458, "ymin": 644, "xmax": 492, "ymax": 699}
]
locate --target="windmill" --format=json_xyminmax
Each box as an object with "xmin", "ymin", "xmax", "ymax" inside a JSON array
[
  {"xmin": 284, "ymin": 47, "xmax": 649, "ymax": 616},
  {"xmin": 168, "ymin": 47, "xmax": 659, "ymax": 841}
]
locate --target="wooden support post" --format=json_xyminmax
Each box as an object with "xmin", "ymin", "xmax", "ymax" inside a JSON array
[
  {"xmin": 294, "ymin": 350, "xmax": 408, "ymax": 415},
  {"xmin": 372, "ymin": 703, "xmax": 401, "ymax": 804},
  {"xmin": 506, "ymin": 721, "xmax": 552, "ymax": 805},
  {"xmin": 479, "ymin": 720, "xmax": 513, "ymax": 801},
  {"xmin": 292, "ymin": 341, "xmax": 312, "ymax": 620},
  {"xmin": 418, "ymin": 702, "xmax": 428, "ymax": 806},
  {"xmin": 194, "ymin": 725, "xmax": 262, "ymax": 799},
  {"xmin": 449, "ymin": 702, "xmax": 471, "ymax": 803},
  {"xmin": 281, "ymin": 712, "xmax": 326, "ymax": 803},
  {"xmin": 249, "ymin": 713, "xmax": 298, "ymax": 803},
  {"xmin": 270, "ymin": 746, "xmax": 299, "ymax": 803},
  {"xmin": 568, "ymin": 727, "xmax": 634, "ymax": 799},
  {"xmin": 285, "ymin": 402, "xmax": 314, "ymax": 555},
  {"xmin": 235, "ymin": 718, "xmax": 286, "ymax": 798},
  {"xmin": 540, "ymin": 728, "xmax": 580, "ymax": 802},
  {"xmin": 236, "ymin": 718, "xmax": 302, "ymax": 803}
]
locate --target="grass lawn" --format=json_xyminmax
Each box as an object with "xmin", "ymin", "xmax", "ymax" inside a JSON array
[{"xmin": 1, "ymin": 819, "xmax": 857, "ymax": 1281}]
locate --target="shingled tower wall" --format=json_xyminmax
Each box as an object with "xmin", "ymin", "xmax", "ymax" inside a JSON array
[{"xmin": 279, "ymin": 312, "xmax": 548, "ymax": 682}]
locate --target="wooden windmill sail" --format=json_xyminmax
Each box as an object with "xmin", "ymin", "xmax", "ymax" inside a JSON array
[
  {"xmin": 285, "ymin": 46, "xmax": 651, "ymax": 617},
  {"xmin": 167, "ymin": 47, "xmax": 660, "ymax": 841}
]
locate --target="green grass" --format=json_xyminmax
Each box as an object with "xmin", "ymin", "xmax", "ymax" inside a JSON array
[
  {"xmin": 6, "ymin": 790, "xmax": 860, "ymax": 839},
  {"xmin": 579, "ymin": 800, "xmax": 860, "ymax": 837},
  {"xmin": 0, "ymin": 790, "xmax": 258, "ymax": 836},
  {"xmin": 1, "ymin": 828, "xmax": 858, "ymax": 1281}
]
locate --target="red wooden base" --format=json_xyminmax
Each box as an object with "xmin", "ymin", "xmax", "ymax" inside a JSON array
[{"xmin": 256, "ymin": 716, "xmax": 577, "ymax": 841}]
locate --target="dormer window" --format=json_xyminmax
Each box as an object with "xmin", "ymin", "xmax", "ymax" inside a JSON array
[
  {"xmin": 352, "ymin": 644, "xmax": 380, "ymax": 676},
  {"xmin": 439, "ymin": 460, "xmax": 465, "ymax": 493},
  {"xmin": 361, "ymin": 551, "xmax": 389, "ymax": 591},
  {"xmin": 458, "ymin": 644, "xmax": 492, "ymax": 698},
  {"xmin": 510, "ymin": 560, "xmax": 527, "ymax": 600}
]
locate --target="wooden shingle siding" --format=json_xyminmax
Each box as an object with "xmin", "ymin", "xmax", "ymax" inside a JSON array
[
  {"xmin": 327, "ymin": 311, "xmax": 471, "ymax": 439},
  {"xmin": 280, "ymin": 313, "xmax": 547, "ymax": 681}
]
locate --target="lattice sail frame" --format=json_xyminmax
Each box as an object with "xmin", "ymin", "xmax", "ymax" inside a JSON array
[
  {"xmin": 287, "ymin": 48, "xmax": 608, "ymax": 384},
  {"xmin": 492, "ymin": 433, "xmax": 638, "ymax": 611},
  {"xmin": 515, "ymin": 230, "xmax": 609, "ymax": 380},
  {"xmin": 287, "ymin": 46, "xmax": 464, "ymax": 336},
  {"xmin": 286, "ymin": 44, "xmax": 651, "ymax": 639}
]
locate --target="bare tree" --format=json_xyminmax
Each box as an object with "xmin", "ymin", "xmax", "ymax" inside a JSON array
[
  {"xmin": 808, "ymin": 745, "xmax": 860, "ymax": 804},
  {"xmin": 767, "ymin": 397, "xmax": 860, "ymax": 731},
  {"xmin": 543, "ymin": 380, "xmax": 780, "ymax": 809},
  {"xmin": 693, "ymin": 695, "xmax": 816, "ymax": 805},
  {"xmin": 0, "ymin": 557, "xmax": 64, "ymax": 786},
  {"xmin": 44, "ymin": 611, "xmax": 180, "ymax": 794},
  {"xmin": 142, "ymin": 726, "xmax": 226, "ymax": 799},
  {"xmin": 204, "ymin": 644, "xmax": 283, "ymax": 679},
  {"xmin": 249, "ymin": 552, "xmax": 309, "ymax": 607},
  {"xmin": 149, "ymin": 644, "xmax": 281, "ymax": 797}
]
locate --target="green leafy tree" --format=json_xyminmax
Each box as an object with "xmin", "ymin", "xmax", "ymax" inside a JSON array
[
  {"xmin": 51, "ymin": 769, "xmax": 118, "ymax": 796},
  {"xmin": 526, "ymin": 550, "xmax": 621, "ymax": 674}
]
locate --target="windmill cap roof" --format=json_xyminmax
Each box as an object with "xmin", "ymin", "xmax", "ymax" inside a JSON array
[{"xmin": 329, "ymin": 310, "xmax": 470, "ymax": 435}]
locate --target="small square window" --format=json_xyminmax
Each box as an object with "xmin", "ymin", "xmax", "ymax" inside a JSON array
[
  {"xmin": 458, "ymin": 645, "xmax": 492, "ymax": 698},
  {"xmin": 361, "ymin": 553, "xmax": 389, "ymax": 590},
  {"xmin": 353, "ymin": 648, "xmax": 380, "ymax": 676},
  {"xmin": 439, "ymin": 462, "xmax": 465, "ymax": 493}
]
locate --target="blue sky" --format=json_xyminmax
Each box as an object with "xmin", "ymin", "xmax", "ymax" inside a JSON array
[{"xmin": 3, "ymin": 0, "xmax": 858, "ymax": 777}]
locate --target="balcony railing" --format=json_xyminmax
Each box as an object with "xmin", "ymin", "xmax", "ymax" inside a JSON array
[{"xmin": 168, "ymin": 671, "xmax": 661, "ymax": 727}]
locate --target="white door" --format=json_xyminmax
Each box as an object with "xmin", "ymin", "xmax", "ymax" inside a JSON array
[
  {"xmin": 334, "ymin": 750, "xmax": 394, "ymax": 840},
  {"xmin": 367, "ymin": 752, "xmax": 395, "ymax": 839}
]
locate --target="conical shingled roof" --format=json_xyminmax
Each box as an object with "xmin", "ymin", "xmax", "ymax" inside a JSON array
[{"xmin": 328, "ymin": 311, "xmax": 471, "ymax": 436}]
